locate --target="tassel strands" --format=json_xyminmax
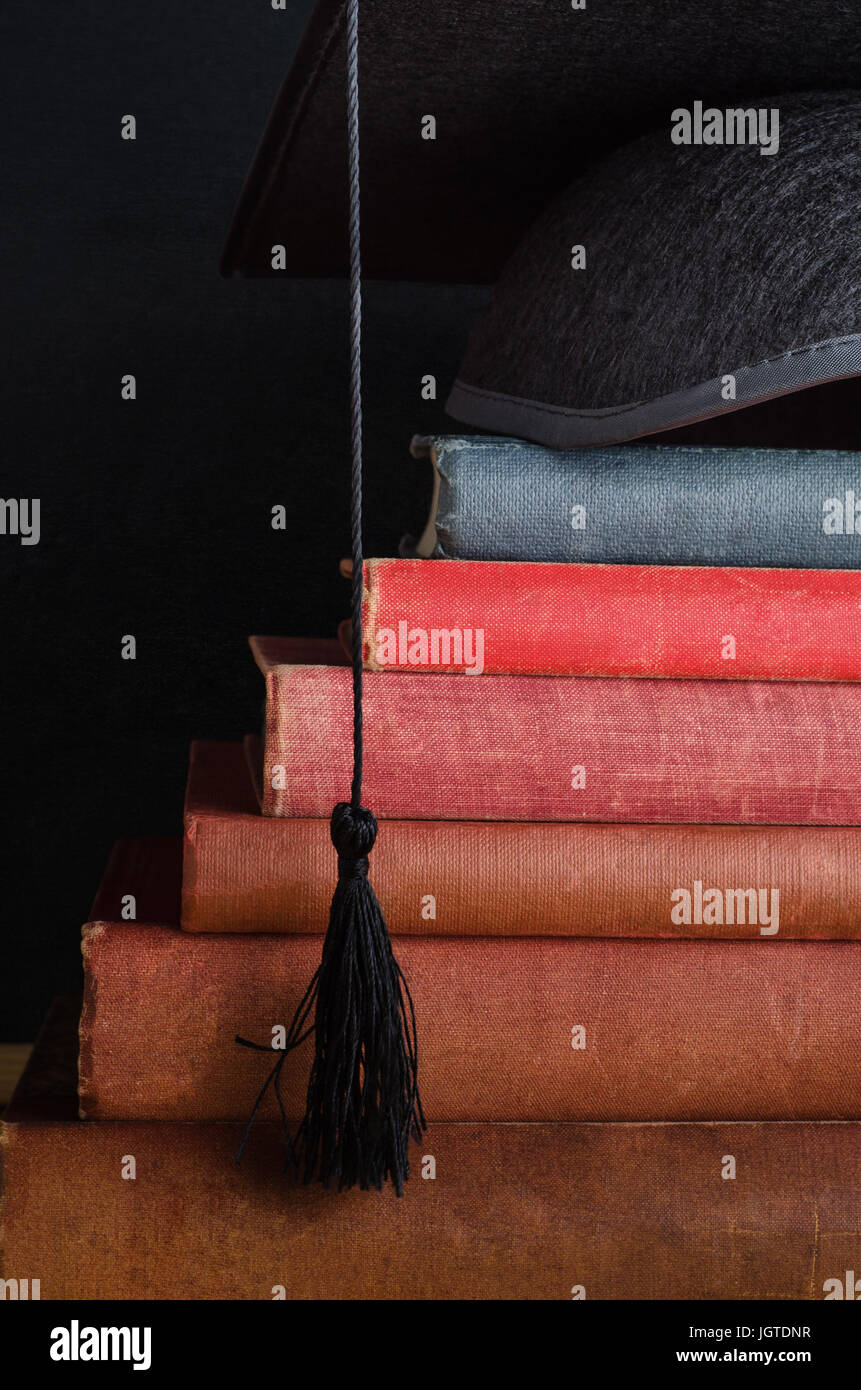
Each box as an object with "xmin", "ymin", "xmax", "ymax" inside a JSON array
[{"xmin": 235, "ymin": 0, "xmax": 425, "ymax": 1193}]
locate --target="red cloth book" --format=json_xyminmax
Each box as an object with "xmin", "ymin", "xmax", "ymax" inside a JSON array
[
  {"xmin": 362, "ymin": 558, "xmax": 861, "ymax": 679},
  {"xmin": 81, "ymin": 840, "xmax": 861, "ymax": 1124},
  {"xmin": 181, "ymin": 740, "xmax": 861, "ymax": 937},
  {"xmin": 252, "ymin": 636, "xmax": 861, "ymax": 823}
]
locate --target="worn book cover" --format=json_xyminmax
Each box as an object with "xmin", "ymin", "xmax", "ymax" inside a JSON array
[
  {"xmin": 406, "ymin": 436, "xmax": 861, "ymax": 567},
  {"xmin": 253, "ymin": 637, "xmax": 861, "ymax": 823},
  {"xmin": 361, "ymin": 557, "xmax": 861, "ymax": 678}
]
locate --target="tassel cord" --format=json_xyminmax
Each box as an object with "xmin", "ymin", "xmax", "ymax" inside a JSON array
[{"xmin": 346, "ymin": 0, "xmax": 365, "ymax": 811}]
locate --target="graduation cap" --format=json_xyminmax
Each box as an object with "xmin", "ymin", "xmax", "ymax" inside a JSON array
[
  {"xmin": 448, "ymin": 88, "xmax": 861, "ymax": 445},
  {"xmin": 222, "ymin": 0, "xmax": 861, "ymax": 284}
]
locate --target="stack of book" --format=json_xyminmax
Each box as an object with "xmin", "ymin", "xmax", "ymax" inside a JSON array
[{"xmin": 2, "ymin": 436, "xmax": 861, "ymax": 1299}]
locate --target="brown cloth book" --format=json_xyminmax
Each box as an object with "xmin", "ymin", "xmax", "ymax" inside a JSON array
[
  {"xmin": 81, "ymin": 841, "xmax": 861, "ymax": 1124},
  {"xmin": 182, "ymin": 740, "xmax": 861, "ymax": 937},
  {"xmin": 4, "ymin": 1000, "xmax": 860, "ymax": 1300}
]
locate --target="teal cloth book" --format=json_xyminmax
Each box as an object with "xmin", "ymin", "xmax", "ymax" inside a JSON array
[{"xmin": 403, "ymin": 436, "xmax": 861, "ymax": 567}]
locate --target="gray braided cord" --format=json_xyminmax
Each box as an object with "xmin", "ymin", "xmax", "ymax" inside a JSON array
[{"xmin": 346, "ymin": 0, "xmax": 365, "ymax": 811}]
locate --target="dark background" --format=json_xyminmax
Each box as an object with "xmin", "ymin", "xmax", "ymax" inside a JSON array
[
  {"xmin": 0, "ymin": 1, "xmax": 485, "ymax": 1039},
  {"xmin": 2, "ymin": 3, "xmax": 858, "ymax": 1039}
]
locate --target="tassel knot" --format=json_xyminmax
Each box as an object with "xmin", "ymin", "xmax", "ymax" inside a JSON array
[{"xmin": 330, "ymin": 801, "xmax": 377, "ymax": 859}]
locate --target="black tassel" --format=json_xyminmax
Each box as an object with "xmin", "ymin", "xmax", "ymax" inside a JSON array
[
  {"xmin": 299, "ymin": 802, "xmax": 424, "ymax": 1191},
  {"xmin": 236, "ymin": 804, "xmax": 425, "ymax": 1193},
  {"xmin": 236, "ymin": 0, "xmax": 424, "ymax": 1193}
]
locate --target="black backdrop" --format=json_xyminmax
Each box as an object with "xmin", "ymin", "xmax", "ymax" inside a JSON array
[
  {"xmin": 0, "ymin": 1, "xmax": 484, "ymax": 1039},
  {"xmin": 2, "ymin": 3, "xmax": 858, "ymax": 1039}
]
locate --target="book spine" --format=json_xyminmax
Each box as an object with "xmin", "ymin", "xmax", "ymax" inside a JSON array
[
  {"xmin": 425, "ymin": 436, "xmax": 861, "ymax": 567},
  {"xmin": 182, "ymin": 810, "xmax": 861, "ymax": 938},
  {"xmin": 260, "ymin": 665, "xmax": 861, "ymax": 822},
  {"xmin": 79, "ymin": 927, "xmax": 861, "ymax": 1123},
  {"xmin": 4, "ymin": 1117, "xmax": 859, "ymax": 1299},
  {"xmin": 362, "ymin": 558, "xmax": 861, "ymax": 679}
]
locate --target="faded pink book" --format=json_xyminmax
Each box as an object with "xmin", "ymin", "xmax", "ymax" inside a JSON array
[{"xmin": 252, "ymin": 637, "xmax": 861, "ymax": 824}]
